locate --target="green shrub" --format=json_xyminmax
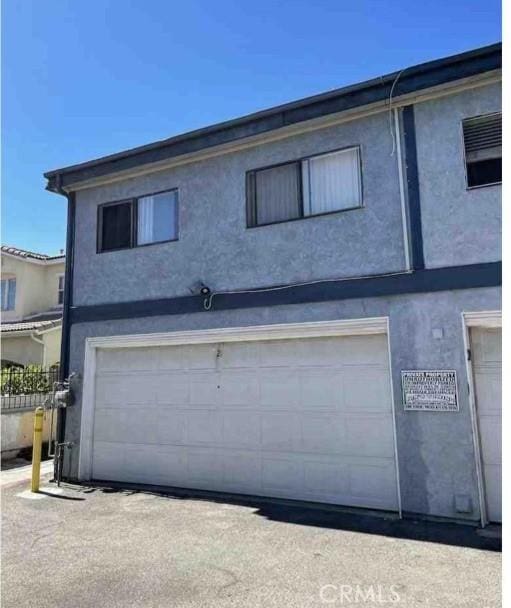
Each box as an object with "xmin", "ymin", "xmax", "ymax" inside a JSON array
[{"xmin": 0, "ymin": 365, "xmax": 59, "ymax": 396}]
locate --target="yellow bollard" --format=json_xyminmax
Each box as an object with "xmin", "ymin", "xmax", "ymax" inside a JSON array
[{"xmin": 31, "ymin": 407, "xmax": 44, "ymax": 492}]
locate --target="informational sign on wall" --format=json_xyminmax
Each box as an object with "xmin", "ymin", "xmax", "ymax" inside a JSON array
[{"xmin": 401, "ymin": 370, "xmax": 459, "ymax": 412}]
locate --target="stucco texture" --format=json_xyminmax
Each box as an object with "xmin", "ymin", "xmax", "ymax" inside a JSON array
[
  {"xmin": 1, "ymin": 336, "xmax": 43, "ymax": 367},
  {"xmin": 0, "ymin": 255, "xmax": 65, "ymax": 321},
  {"xmin": 414, "ymin": 82, "xmax": 501, "ymax": 268},
  {"xmin": 63, "ymin": 286, "xmax": 500, "ymax": 522},
  {"xmin": 73, "ymin": 110, "xmax": 407, "ymax": 306}
]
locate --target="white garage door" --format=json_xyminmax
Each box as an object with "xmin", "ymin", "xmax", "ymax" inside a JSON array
[
  {"xmin": 471, "ymin": 327, "xmax": 502, "ymax": 523},
  {"xmin": 89, "ymin": 332, "xmax": 399, "ymax": 511}
]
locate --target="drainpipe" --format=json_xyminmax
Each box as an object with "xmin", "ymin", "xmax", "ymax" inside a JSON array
[
  {"xmin": 393, "ymin": 108, "xmax": 412, "ymax": 272},
  {"xmin": 29, "ymin": 332, "xmax": 46, "ymax": 368},
  {"xmin": 52, "ymin": 174, "xmax": 76, "ymax": 480}
]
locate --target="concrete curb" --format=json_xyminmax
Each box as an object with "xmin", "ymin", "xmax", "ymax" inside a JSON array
[{"xmin": 0, "ymin": 460, "xmax": 54, "ymax": 488}]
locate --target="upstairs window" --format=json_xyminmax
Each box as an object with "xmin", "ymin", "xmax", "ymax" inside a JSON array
[
  {"xmin": 247, "ymin": 147, "xmax": 362, "ymax": 227},
  {"xmin": 57, "ymin": 275, "xmax": 65, "ymax": 305},
  {"xmin": 98, "ymin": 189, "xmax": 178, "ymax": 253},
  {"xmin": 1, "ymin": 278, "xmax": 16, "ymax": 311},
  {"xmin": 463, "ymin": 112, "xmax": 502, "ymax": 188}
]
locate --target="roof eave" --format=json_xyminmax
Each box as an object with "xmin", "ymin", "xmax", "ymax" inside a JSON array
[{"xmin": 44, "ymin": 42, "xmax": 502, "ymax": 194}]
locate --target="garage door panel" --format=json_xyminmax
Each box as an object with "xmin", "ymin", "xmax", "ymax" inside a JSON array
[
  {"xmin": 349, "ymin": 461, "xmax": 397, "ymax": 502},
  {"xmin": 187, "ymin": 448, "xmax": 224, "ymax": 484},
  {"xmin": 336, "ymin": 335, "xmax": 389, "ymax": 366},
  {"xmin": 471, "ymin": 328, "xmax": 501, "ymax": 363},
  {"xmin": 92, "ymin": 442, "xmax": 125, "ymax": 481},
  {"xmin": 300, "ymin": 371, "xmax": 341, "ymax": 409},
  {"xmin": 474, "ymin": 370, "xmax": 501, "ymax": 414},
  {"xmin": 96, "ymin": 347, "xmax": 161, "ymax": 372},
  {"xmin": 303, "ymin": 461, "xmax": 349, "ymax": 494},
  {"xmin": 262, "ymin": 457, "xmax": 303, "ymax": 492},
  {"xmin": 186, "ymin": 410, "xmax": 223, "ymax": 445},
  {"xmin": 222, "ymin": 411, "xmax": 261, "ymax": 448},
  {"xmin": 260, "ymin": 340, "xmax": 308, "ymax": 368},
  {"xmin": 345, "ymin": 417, "xmax": 395, "ymax": 458},
  {"xmin": 218, "ymin": 371, "xmax": 260, "ymax": 406},
  {"xmin": 261, "ymin": 414, "xmax": 299, "ymax": 451},
  {"xmin": 184, "ymin": 344, "xmax": 219, "ymax": 369},
  {"xmin": 218, "ymin": 343, "xmax": 261, "ymax": 369},
  {"xmin": 471, "ymin": 326, "xmax": 501, "ymax": 523},
  {"xmin": 155, "ymin": 374, "xmax": 190, "ymax": 405},
  {"xmin": 155, "ymin": 346, "xmax": 188, "ymax": 370},
  {"xmin": 90, "ymin": 330, "xmax": 399, "ymax": 511},
  {"xmin": 300, "ymin": 415, "xmax": 344, "ymax": 453},
  {"xmin": 221, "ymin": 451, "xmax": 262, "ymax": 487},
  {"xmin": 483, "ymin": 464, "xmax": 502, "ymax": 522},
  {"xmin": 93, "ymin": 409, "xmax": 132, "ymax": 443},
  {"xmin": 96, "ymin": 374, "xmax": 158, "ymax": 407},
  {"xmin": 478, "ymin": 417, "xmax": 502, "ymax": 465},
  {"xmin": 260, "ymin": 371, "xmax": 301, "ymax": 407},
  {"xmin": 342, "ymin": 369, "xmax": 391, "ymax": 413},
  {"xmin": 189, "ymin": 373, "xmax": 220, "ymax": 406}
]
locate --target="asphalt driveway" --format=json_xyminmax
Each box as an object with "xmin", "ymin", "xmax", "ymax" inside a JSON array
[{"xmin": 1, "ymin": 471, "xmax": 501, "ymax": 608}]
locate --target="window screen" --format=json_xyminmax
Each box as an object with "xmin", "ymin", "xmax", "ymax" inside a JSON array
[
  {"xmin": 463, "ymin": 113, "xmax": 502, "ymax": 188},
  {"xmin": 100, "ymin": 202, "xmax": 133, "ymax": 252},
  {"xmin": 247, "ymin": 147, "xmax": 362, "ymax": 227}
]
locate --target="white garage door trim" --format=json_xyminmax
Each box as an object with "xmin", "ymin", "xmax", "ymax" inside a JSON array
[
  {"xmin": 462, "ymin": 310, "xmax": 502, "ymax": 527},
  {"xmin": 79, "ymin": 317, "xmax": 401, "ymax": 515}
]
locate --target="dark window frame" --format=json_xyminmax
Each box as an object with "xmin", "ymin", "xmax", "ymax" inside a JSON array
[
  {"xmin": 462, "ymin": 112, "xmax": 502, "ymax": 191},
  {"xmin": 97, "ymin": 188, "xmax": 179, "ymax": 254},
  {"xmin": 246, "ymin": 145, "xmax": 363, "ymax": 228},
  {"xmin": 57, "ymin": 274, "xmax": 65, "ymax": 306}
]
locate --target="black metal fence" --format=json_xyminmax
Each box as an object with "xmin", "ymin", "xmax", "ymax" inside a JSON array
[{"xmin": 1, "ymin": 366, "xmax": 60, "ymax": 411}]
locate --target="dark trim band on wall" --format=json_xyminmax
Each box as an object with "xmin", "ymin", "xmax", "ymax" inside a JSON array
[
  {"xmin": 402, "ymin": 105, "xmax": 425, "ymax": 271},
  {"xmin": 69, "ymin": 262, "xmax": 501, "ymax": 325}
]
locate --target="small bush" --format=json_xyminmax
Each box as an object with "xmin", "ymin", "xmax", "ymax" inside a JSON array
[{"xmin": 1, "ymin": 365, "xmax": 59, "ymax": 396}]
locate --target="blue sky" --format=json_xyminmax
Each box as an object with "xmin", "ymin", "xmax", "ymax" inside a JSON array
[{"xmin": 1, "ymin": 0, "xmax": 501, "ymax": 254}]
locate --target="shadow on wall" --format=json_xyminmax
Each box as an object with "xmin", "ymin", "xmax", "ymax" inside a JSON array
[{"xmin": 67, "ymin": 481, "xmax": 500, "ymax": 553}]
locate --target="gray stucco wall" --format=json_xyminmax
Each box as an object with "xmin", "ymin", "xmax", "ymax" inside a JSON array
[
  {"xmin": 64, "ymin": 286, "xmax": 500, "ymax": 521},
  {"xmin": 73, "ymin": 110, "xmax": 408, "ymax": 306},
  {"xmin": 63, "ymin": 81, "xmax": 501, "ymax": 521},
  {"xmin": 414, "ymin": 82, "xmax": 501, "ymax": 268}
]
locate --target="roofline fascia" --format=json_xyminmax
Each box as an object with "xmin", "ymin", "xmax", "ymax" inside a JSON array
[
  {"xmin": 44, "ymin": 43, "xmax": 501, "ymax": 194},
  {"xmin": 0, "ymin": 323, "xmax": 62, "ymax": 337},
  {"xmin": 59, "ymin": 71, "xmax": 502, "ymax": 194},
  {"xmin": 1, "ymin": 251, "xmax": 66, "ymax": 266}
]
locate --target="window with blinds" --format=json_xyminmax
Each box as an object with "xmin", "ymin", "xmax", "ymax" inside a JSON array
[
  {"xmin": 462, "ymin": 112, "xmax": 502, "ymax": 188},
  {"xmin": 247, "ymin": 147, "xmax": 362, "ymax": 227}
]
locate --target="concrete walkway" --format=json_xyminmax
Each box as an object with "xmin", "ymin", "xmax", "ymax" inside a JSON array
[{"xmin": 0, "ymin": 459, "xmax": 54, "ymax": 488}]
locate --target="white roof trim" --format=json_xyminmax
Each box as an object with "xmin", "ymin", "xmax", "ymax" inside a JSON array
[{"xmin": 1, "ymin": 251, "xmax": 65, "ymax": 266}]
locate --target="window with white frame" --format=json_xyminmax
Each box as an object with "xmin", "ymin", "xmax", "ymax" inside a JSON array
[
  {"xmin": 57, "ymin": 274, "xmax": 65, "ymax": 305},
  {"xmin": 247, "ymin": 147, "xmax": 362, "ymax": 227},
  {"xmin": 1, "ymin": 278, "xmax": 16, "ymax": 311},
  {"xmin": 462, "ymin": 112, "xmax": 502, "ymax": 188}
]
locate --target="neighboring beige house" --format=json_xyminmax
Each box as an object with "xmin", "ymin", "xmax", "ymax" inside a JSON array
[{"xmin": 1, "ymin": 246, "xmax": 65, "ymax": 368}]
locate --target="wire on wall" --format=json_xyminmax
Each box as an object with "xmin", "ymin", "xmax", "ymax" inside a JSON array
[
  {"xmin": 388, "ymin": 70, "xmax": 405, "ymax": 157},
  {"xmin": 202, "ymin": 269, "xmax": 411, "ymax": 311}
]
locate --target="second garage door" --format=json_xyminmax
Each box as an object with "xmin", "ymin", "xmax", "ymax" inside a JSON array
[{"xmin": 90, "ymin": 332, "xmax": 399, "ymax": 511}]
